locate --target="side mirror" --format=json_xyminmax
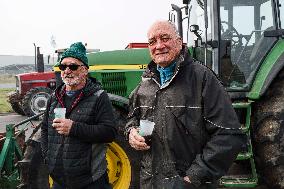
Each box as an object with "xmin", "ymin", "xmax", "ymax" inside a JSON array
[{"xmin": 190, "ymin": 24, "xmax": 199, "ymax": 33}]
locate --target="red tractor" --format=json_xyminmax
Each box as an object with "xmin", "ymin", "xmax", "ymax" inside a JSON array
[{"xmin": 8, "ymin": 47, "xmax": 56, "ymax": 117}]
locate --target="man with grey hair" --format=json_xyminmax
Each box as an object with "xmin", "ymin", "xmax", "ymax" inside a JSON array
[{"xmin": 126, "ymin": 20, "xmax": 245, "ymax": 188}]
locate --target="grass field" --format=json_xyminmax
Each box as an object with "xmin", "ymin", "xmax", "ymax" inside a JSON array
[
  {"xmin": 0, "ymin": 88, "xmax": 14, "ymax": 113},
  {"xmin": 0, "ymin": 74, "xmax": 16, "ymax": 84}
]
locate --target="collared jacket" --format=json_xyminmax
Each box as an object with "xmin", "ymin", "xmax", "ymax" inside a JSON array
[
  {"xmin": 41, "ymin": 78, "xmax": 117, "ymax": 189},
  {"xmin": 126, "ymin": 47, "xmax": 245, "ymax": 189}
]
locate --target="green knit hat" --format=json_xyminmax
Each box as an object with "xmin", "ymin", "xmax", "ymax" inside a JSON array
[{"xmin": 60, "ymin": 42, "xmax": 89, "ymax": 68}]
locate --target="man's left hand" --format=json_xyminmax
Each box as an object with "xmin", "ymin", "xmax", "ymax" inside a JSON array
[{"xmin": 52, "ymin": 118, "xmax": 73, "ymax": 136}]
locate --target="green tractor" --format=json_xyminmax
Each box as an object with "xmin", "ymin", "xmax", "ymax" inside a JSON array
[{"xmin": 1, "ymin": 0, "xmax": 284, "ymax": 188}]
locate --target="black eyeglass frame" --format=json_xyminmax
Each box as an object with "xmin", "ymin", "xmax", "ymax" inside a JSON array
[{"xmin": 58, "ymin": 64, "xmax": 85, "ymax": 71}]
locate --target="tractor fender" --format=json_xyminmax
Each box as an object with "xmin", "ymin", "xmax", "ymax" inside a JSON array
[
  {"xmin": 259, "ymin": 55, "xmax": 284, "ymax": 97},
  {"xmin": 249, "ymin": 40, "xmax": 284, "ymax": 99},
  {"xmin": 107, "ymin": 93, "xmax": 129, "ymax": 106}
]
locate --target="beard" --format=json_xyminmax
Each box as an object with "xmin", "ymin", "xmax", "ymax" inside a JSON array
[{"xmin": 62, "ymin": 74, "xmax": 84, "ymax": 87}]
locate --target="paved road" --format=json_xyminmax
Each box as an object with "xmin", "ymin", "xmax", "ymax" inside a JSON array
[
  {"xmin": 0, "ymin": 113, "xmax": 40, "ymax": 139},
  {"xmin": 0, "ymin": 83, "xmax": 15, "ymax": 88}
]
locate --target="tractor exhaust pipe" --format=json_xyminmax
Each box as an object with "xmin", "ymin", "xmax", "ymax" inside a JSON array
[
  {"xmin": 33, "ymin": 43, "xmax": 37, "ymax": 71},
  {"xmin": 36, "ymin": 47, "xmax": 44, "ymax": 73},
  {"xmin": 171, "ymin": 4, "xmax": 183, "ymax": 39}
]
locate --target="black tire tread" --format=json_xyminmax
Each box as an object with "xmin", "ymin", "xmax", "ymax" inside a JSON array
[
  {"xmin": 252, "ymin": 68, "xmax": 284, "ymax": 189},
  {"xmin": 10, "ymin": 101, "xmax": 25, "ymax": 115}
]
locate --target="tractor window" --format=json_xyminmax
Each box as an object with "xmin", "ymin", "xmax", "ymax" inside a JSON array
[
  {"xmin": 219, "ymin": 0, "xmax": 276, "ymax": 90},
  {"xmin": 187, "ymin": 1, "xmax": 207, "ymax": 47},
  {"xmin": 186, "ymin": 0, "xmax": 214, "ymax": 68}
]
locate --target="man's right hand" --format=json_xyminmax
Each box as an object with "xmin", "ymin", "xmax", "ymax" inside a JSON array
[
  {"xmin": 52, "ymin": 118, "xmax": 73, "ymax": 136},
  {"xmin": 129, "ymin": 128, "xmax": 150, "ymax": 151}
]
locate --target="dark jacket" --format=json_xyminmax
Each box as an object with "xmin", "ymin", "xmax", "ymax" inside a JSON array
[
  {"xmin": 41, "ymin": 78, "xmax": 117, "ymax": 189},
  {"xmin": 126, "ymin": 47, "xmax": 245, "ymax": 189}
]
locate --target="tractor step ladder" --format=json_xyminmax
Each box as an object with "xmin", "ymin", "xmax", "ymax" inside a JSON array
[{"xmin": 219, "ymin": 101, "xmax": 258, "ymax": 188}]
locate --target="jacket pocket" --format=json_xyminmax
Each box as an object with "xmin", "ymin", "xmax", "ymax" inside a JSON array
[
  {"xmin": 171, "ymin": 107, "xmax": 202, "ymax": 130},
  {"xmin": 166, "ymin": 107, "xmax": 203, "ymax": 166},
  {"xmin": 166, "ymin": 106, "xmax": 202, "ymax": 140}
]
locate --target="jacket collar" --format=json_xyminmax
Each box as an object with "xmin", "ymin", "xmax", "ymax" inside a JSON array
[
  {"xmin": 55, "ymin": 78, "xmax": 101, "ymax": 99},
  {"xmin": 143, "ymin": 46, "xmax": 193, "ymax": 79}
]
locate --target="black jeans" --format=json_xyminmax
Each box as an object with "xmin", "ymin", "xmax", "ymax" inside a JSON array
[{"xmin": 51, "ymin": 172, "xmax": 112, "ymax": 189}]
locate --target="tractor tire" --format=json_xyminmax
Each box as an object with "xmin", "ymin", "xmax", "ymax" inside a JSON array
[
  {"xmin": 252, "ymin": 69, "xmax": 284, "ymax": 189},
  {"xmin": 11, "ymin": 101, "xmax": 25, "ymax": 115},
  {"xmin": 8, "ymin": 92, "xmax": 25, "ymax": 115},
  {"xmin": 22, "ymin": 87, "xmax": 52, "ymax": 117},
  {"xmin": 112, "ymin": 106, "xmax": 141, "ymax": 189}
]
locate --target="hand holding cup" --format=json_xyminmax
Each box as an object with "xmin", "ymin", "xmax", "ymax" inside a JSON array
[
  {"xmin": 52, "ymin": 108, "xmax": 72, "ymax": 136},
  {"xmin": 139, "ymin": 120, "xmax": 155, "ymax": 145}
]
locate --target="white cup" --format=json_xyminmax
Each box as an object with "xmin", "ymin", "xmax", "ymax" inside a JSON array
[
  {"xmin": 54, "ymin": 108, "xmax": 66, "ymax": 119},
  {"xmin": 139, "ymin": 120, "xmax": 155, "ymax": 136}
]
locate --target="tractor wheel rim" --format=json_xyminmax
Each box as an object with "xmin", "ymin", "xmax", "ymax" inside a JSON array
[
  {"xmin": 30, "ymin": 92, "xmax": 50, "ymax": 114},
  {"xmin": 107, "ymin": 142, "xmax": 131, "ymax": 189}
]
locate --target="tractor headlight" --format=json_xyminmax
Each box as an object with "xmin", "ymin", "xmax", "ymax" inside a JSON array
[{"xmin": 16, "ymin": 76, "xmax": 21, "ymax": 93}]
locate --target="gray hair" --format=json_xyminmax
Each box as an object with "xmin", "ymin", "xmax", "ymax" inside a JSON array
[{"xmin": 147, "ymin": 20, "xmax": 181, "ymax": 39}]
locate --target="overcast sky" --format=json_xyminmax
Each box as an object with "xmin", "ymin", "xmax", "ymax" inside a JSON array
[{"xmin": 0, "ymin": 0, "xmax": 183, "ymax": 56}]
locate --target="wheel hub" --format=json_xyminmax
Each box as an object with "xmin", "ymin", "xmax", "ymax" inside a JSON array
[{"xmin": 30, "ymin": 93, "xmax": 49, "ymax": 114}]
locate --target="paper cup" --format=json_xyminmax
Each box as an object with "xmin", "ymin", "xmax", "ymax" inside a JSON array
[
  {"xmin": 139, "ymin": 120, "xmax": 155, "ymax": 136},
  {"xmin": 54, "ymin": 108, "xmax": 66, "ymax": 119}
]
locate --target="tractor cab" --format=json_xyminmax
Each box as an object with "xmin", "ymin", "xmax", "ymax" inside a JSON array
[{"xmin": 171, "ymin": 0, "xmax": 283, "ymax": 92}]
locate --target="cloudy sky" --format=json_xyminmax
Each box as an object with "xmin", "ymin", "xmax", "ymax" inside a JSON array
[{"xmin": 0, "ymin": 0, "xmax": 183, "ymax": 56}]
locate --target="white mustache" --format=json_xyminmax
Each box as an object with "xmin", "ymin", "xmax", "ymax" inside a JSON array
[
  {"xmin": 155, "ymin": 52, "xmax": 168, "ymax": 55},
  {"xmin": 64, "ymin": 75, "xmax": 74, "ymax": 78}
]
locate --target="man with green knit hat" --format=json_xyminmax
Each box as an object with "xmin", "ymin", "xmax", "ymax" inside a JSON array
[
  {"xmin": 60, "ymin": 42, "xmax": 89, "ymax": 68},
  {"xmin": 41, "ymin": 42, "xmax": 116, "ymax": 189}
]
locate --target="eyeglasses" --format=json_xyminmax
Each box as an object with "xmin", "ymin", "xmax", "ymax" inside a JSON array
[{"xmin": 58, "ymin": 64, "xmax": 85, "ymax": 71}]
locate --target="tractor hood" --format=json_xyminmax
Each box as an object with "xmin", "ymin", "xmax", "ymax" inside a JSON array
[{"xmin": 54, "ymin": 48, "xmax": 151, "ymax": 72}]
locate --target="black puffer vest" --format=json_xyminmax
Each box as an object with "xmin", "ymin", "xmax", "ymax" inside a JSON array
[{"xmin": 42, "ymin": 79, "xmax": 116, "ymax": 189}]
